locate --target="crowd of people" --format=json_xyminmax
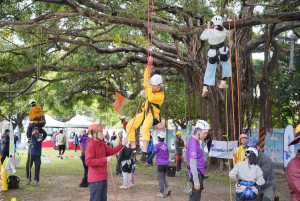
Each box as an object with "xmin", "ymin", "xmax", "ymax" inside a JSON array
[{"xmin": 0, "ymin": 106, "xmax": 298, "ymax": 201}]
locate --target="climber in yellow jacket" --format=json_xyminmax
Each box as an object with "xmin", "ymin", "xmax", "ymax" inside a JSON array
[
  {"xmin": 26, "ymin": 99, "xmax": 46, "ymax": 144},
  {"xmin": 126, "ymin": 57, "xmax": 164, "ymax": 163}
]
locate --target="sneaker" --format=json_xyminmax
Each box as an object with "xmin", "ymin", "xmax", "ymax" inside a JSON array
[
  {"xmin": 26, "ymin": 180, "xmax": 31, "ymax": 185},
  {"xmin": 166, "ymin": 187, "xmax": 171, "ymax": 196},
  {"xmin": 34, "ymin": 180, "xmax": 39, "ymax": 186},
  {"xmin": 140, "ymin": 152, "xmax": 149, "ymax": 163},
  {"xmin": 130, "ymin": 183, "xmax": 135, "ymax": 187},
  {"xmin": 202, "ymin": 87, "xmax": 208, "ymax": 97},
  {"xmin": 156, "ymin": 193, "xmax": 164, "ymax": 198},
  {"xmin": 119, "ymin": 185, "xmax": 127, "ymax": 189},
  {"xmin": 219, "ymin": 80, "xmax": 228, "ymax": 89}
]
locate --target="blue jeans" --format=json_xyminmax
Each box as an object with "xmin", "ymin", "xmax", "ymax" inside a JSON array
[
  {"xmin": 204, "ymin": 54, "xmax": 231, "ymax": 86},
  {"xmin": 26, "ymin": 155, "xmax": 41, "ymax": 182},
  {"xmin": 90, "ymin": 180, "xmax": 107, "ymax": 201}
]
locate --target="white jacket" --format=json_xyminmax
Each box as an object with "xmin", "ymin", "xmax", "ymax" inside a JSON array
[
  {"xmin": 200, "ymin": 27, "xmax": 229, "ymax": 57},
  {"xmin": 229, "ymin": 161, "xmax": 265, "ymax": 195},
  {"xmin": 56, "ymin": 133, "xmax": 66, "ymax": 146}
]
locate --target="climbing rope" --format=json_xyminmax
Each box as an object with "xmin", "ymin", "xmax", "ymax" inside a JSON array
[
  {"xmin": 225, "ymin": 0, "xmax": 243, "ymax": 199},
  {"xmin": 35, "ymin": 27, "xmax": 42, "ymax": 104},
  {"xmin": 107, "ymin": 1, "xmax": 154, "ymax": 200},
  {"xmin": 224, "ymin": 87, "xmax": 233, "ymax": 201},
  {"xmin": 232, "ymin": 0, "xmax": 242, "ymax": 138}
]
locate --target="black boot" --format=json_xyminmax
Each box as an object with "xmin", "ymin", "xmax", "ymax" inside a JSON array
[
  {"xmin": 79, "ymin": 176, "xmax": 88, "ymax": 187},
  {"xmin": 140, "ymin": 152, "xmax": 149, "ymax": 163}
]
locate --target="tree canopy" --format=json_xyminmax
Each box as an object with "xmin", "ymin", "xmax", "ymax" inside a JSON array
[{"xmin": 0, "ymin": 0, "xmax": 299, "ymax": 138}]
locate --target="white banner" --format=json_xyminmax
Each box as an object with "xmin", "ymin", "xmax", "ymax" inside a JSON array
[
  {"xmin": 209, "ymin": 140, "xmax": 237, "ymax": 159},
  {"xmin": 283, "ymin": 125, "xmax": 295, "ymax": 168}
]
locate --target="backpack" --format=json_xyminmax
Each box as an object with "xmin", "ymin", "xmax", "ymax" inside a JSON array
[{"xmin": 8, "ymin": 175, "xmax": 20, "ymax": 189}]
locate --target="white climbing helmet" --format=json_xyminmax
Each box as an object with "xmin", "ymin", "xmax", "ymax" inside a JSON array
[
  {"xmin": 157, "ymin": 131, "xmax": 166, "ymax": 139},
  {"xmin": 211, "ymin": 15, "xmax": 223, "ymax": 26},
  {"xmin": 245, "ymin": 147, "xmax": 258, "ymax": 157},
  {"xmin": 29, "ymin": 99, "xmax": 36, "ymax": 105},
  {"xmin": 195, "ymin": 120, "xmax": 210, "ymax": 131},
  {"xmin": 150, "ymin": 74, "xmax": 163, "ymax": 85},
  {"xmin": 121, "ymin": 116, "xmax": 126, "ymax": 120}
]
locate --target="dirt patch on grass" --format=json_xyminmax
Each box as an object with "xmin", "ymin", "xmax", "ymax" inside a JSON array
[{"xmin": 5, "ymin": 171, "xmax": 290, "ymax": 201}]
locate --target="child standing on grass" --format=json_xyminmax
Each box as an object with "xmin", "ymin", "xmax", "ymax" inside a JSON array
[
  {"xmin": 118, "ymin": 143, "xmax": 133, "ymax": 189},
  {"xmin": 85, "ymin": 124, "xmax": 127, "ymax": 201},
  {"xmin": 147, "ymin": 131, "xmax": 171, "ymax": 198}
]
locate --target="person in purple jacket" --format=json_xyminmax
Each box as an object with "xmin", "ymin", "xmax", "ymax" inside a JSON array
[
  {"xmin": 79, "ymin": 129, "xmax": 89, "ymax": 187},
  {"xmin": 147, "ymin": 131, "xmax": 171, "ymax": 198},
  {"xmin": 186, "ymin": 120, "xmax": 210, "ymax": 201}
]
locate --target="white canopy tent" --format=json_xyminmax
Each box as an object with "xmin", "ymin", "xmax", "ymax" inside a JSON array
[
  {"xmin": 44, "ymin": 114, "xmax": 66, "ymax": 128},
  {"xmin": 65, "ymin": 115, "xmax": 96, "ymax": 128}
]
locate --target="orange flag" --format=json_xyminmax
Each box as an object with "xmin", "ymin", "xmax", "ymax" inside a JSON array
[{"xmin": 112, "ymin": 92, "xmax": 130, "ymax": 115}]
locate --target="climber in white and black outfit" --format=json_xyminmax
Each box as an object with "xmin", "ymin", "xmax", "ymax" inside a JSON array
[{"xmin": 200, "ymin": 15, "xmax": 231, "ymax": 97}]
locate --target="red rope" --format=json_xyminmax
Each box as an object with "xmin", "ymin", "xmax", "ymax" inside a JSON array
[
  {"xmin": 147, "ymin": 0, "xmax": 154, "ymax": 58},
  {"xmin": 109, "ymin": 162, "xmax": 118, "ymax": 201},
  {"xmin": 106, "ymin": 76, "xmax": 109, "ymax": 126},
  {"xmin": 147, "ymin": 0, "xmax": 150, "ymax": 57},
  {"xmin": 151, "ymin": 0, "xmax": 154, "ymax": 52},
  {"xmin": 107, "ymin": 1, "xmax": 154, "ymax": 199}
]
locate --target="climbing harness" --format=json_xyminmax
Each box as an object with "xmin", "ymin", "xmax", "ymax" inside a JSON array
[{"xmin": 238, "ymin": 180, "xmax": 258, "ymax": 200}]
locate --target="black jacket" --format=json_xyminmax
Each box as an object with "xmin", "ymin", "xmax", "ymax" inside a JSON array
[
  {"xmin": 1, "ymin": 134, "xmax": 10, "ymax": 154},
  {"xmin": 118, "ymin": 146, "xmax": 132, "ymax": 164}
]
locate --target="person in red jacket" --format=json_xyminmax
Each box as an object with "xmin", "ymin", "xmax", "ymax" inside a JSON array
[
  {"xmin": 121, "ymin": 116, "xmax": 128, "ymax": 132},
  {"xmin": 85, "ymin": 123, "xmax": 128, "ymax": 201},
  {"xmin": 285, "ymin": 124, "xmax": 300, "ymax": 201}
]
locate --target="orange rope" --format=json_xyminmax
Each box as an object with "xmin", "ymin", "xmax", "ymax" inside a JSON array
[
  {"xmin": 227, "ymin": 0, "xmax": 236, "ymax": 149},
  {"xmin": 232, "ymin": 0, "xmax": 241, "ymax": 138},
  {"xmin": 233, "ymin": 0, "xmax": 242, "ymax": 164}
]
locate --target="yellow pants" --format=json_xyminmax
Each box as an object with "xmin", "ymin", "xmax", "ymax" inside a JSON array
[{"xmin": 126, "ymin": 111, "xmax": 159, "ymax": 142}]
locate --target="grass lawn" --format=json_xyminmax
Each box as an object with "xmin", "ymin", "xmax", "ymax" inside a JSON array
[{"xmin": 2, "ymin": 148, "xmax": 291, "ymax": 201}]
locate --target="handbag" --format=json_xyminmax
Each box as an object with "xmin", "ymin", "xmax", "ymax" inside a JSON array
[{"xmin": 8, "ymin": 175, "xmax": 20, "ymax": 189}]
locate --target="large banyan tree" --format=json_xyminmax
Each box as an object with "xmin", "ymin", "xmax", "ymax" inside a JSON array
[{"xmin": 0, "ymin": 0, "xmax": 299, "ymax": 139}]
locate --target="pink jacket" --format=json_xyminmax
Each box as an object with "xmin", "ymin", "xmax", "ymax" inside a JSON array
[
  {"xmin": 85, "ymin": 138, "xmax": 123, "ymax": 183},
  {"xmin": 286, "ymin": 150, "xmax": 300, "ymax": 201}
]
